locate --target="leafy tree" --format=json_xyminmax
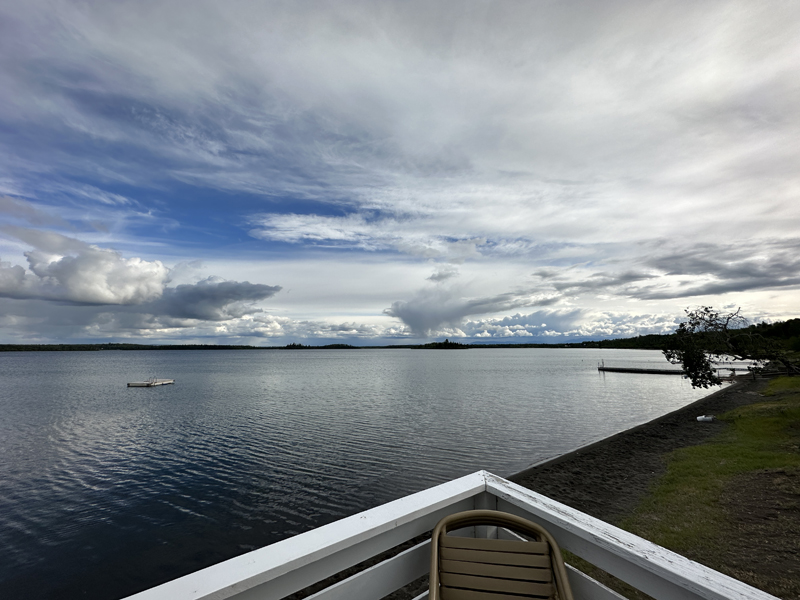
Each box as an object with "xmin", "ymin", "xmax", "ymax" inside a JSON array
[{"xmin": 663, "ymin": 307, "xmax": 799, "ymax": 388}]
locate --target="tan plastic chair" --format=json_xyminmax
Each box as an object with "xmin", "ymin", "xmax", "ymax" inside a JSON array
[{"xmin": 429, "ymin": 510, "xmax": 575, "ymax": 600}]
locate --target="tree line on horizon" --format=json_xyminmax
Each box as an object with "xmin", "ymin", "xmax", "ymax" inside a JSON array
[{"xmin": 1, "ymin": 316, "xmax": 798, "ymax": 353}]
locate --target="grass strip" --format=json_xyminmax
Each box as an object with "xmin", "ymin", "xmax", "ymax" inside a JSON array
[
  {"xmin": 620, "ymin": 377, "xmax": 800, "ymax": 554},
  {"xmin": 565, "ymin": 377, "xmax": 800, "ymax": 599},
  {"xmin": 615, "ymin": 376, "xmax": 800, "ymax": 595}
]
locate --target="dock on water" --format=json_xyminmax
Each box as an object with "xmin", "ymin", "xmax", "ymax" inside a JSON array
[
  {"xmin": 598, "ymin": 366, "xmax": 685, "ymax": 375},
  {"xmin": 127, "ymin": 378, "xmax": 175, "ymax": 387},
  {"xmin": 598, "ymin": 364, "xmax": 752, "ymax": 376}
]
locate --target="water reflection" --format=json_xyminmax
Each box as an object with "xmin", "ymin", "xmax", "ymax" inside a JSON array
[{"xmin": 0, "ymin": 348, "xmax": 712, "ymax": 599}]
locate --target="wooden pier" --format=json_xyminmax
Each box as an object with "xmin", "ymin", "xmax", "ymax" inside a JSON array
[
  {"xmin": 127, "ymin": 378, "xmax": 175, "ymax": 387},
  {"xmin": 599, "ymin": 366, "xmax": 752, "ymax": 376},
  {"xmin": 598, "ymin": 366, "xmax": 685, "ymax": 375}
]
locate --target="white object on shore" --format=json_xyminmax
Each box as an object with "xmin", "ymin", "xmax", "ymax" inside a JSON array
[
  {"xmin": 696, "ymin": 415, "xmax": 715, "ymax": 422},
  {"xmin": 127, "ymin": 378, "xmax": 175, "ymax": 387}
]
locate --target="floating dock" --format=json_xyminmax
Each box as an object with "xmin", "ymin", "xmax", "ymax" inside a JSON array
[{"xmin": 127, "ymin": 378, "xmax": 175, "ymax": 387}]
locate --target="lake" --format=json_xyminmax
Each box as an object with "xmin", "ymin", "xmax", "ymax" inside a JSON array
[{"xmin": 0, "ymin": 348, "xmax": 711, "ymax": 599}]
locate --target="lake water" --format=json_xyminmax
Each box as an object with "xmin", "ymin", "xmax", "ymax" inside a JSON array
[{"xmin": 0, "ymin": 348, "xmax": 711, "ymax": 599}]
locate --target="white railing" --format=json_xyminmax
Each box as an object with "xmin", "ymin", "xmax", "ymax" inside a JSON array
[{"xmin": 125, "ymin": 471, "xmax": 778, "ymax": 600}]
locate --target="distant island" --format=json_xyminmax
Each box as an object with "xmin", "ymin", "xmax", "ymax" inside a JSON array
[{"xmin": 2, "ymin": 318, "xmax": 798, "ymax": 352}]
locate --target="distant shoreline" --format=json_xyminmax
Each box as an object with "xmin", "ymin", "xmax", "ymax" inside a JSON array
[{"xmin": 0, "ymin": 336, "xmax": 672, "ymax": 352}]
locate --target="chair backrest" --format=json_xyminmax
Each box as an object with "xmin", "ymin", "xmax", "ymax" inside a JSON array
[{"xmin": 429, "ymin": 509, "xmax": 575, "ymax": 600}]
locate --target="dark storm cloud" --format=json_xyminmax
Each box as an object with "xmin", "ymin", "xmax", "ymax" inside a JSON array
[
  {"xmin": 523, "ymin": 239, "xmax": 800, "ymax": 303},
  {"xmin": 0, "ymin": 277, "xmax": 282, "ymax": 342},
  {"xmin": 545, "ymin": 270, "xmax": 658, "ymax": 293},
  {"xmin": 426, "ymin": 265, "xmax": 459, "ymax": 282},
  {"xmin": 634, "ymin": 240, "xmax": 800, "ymax": 299},
  {"xmin": 384, "ymin": 288, "xmax": 560, "ymax": 337},
  {"xmin": 646, "ymin": 245, "xmax": 793, "ymax": 279},
  {"xmin": 151, "ymin": 278, "xmax": 282, "ymax": 321},
  {"xmin": 0, "ymin": 227, "xmax": 282, "ymax": 340}
]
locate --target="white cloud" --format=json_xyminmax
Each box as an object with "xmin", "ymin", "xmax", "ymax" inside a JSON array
[
  {"xmin": 0, "ymin": 2, "xmax": 799, "ymax": 342},
  {"xmin": 249, "ymin": 211, "xmax": 486, "ymax": 262},
  {"xmin": 3, "ymin": 1, "xmax": 799, "ymax": 248},
  {"xmin": 0, "ymin": 232, "xmax": 283, "ymax": 341},
  {"xmin": 456, "ymin": 310, "xmax": 682, "ymax": 341},
  {"xmin": 0, "ymin": 228, "xmax": 168, "ymax": 304}
]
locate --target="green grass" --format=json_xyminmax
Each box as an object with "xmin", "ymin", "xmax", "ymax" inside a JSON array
[
  {"xmin": 560, "ymin": 377, "xmax": 800, "ymax": 598},
  {"xmin": 619, "ymin": 377, "xmax": 800, "ymax": 558},
  {"xmin": 762, "ymin": 374, "xmax": 800, "ymax": 395}
]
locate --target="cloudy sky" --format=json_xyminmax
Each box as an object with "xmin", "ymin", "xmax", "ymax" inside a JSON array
[{"xmin": 1, "ymin": 1, "xmax": 799, "ymax": 345}]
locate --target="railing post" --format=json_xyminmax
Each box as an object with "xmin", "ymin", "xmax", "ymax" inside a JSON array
[{"xmin": 473, "ymin": 490, "xmax": 498, "ymax": 539}]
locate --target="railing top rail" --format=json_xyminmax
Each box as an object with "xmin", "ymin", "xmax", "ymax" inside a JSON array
[
  {"xmin": 124, "ymin": 471, "xmax": 778, "ymax": 600},
  {"xmin": 124, "ymin": 472, "xmax": 486, "ymax": 600}
]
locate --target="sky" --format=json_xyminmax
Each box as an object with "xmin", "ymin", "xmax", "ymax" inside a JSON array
[{"xmin": 1, "ymin": 1, "xmax": 799, "ymax": 345}]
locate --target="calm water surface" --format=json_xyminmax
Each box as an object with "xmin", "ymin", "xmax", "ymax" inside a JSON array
[{"xmin": 0, "ymin": 348, "xmax": 710, "ymax": 598}]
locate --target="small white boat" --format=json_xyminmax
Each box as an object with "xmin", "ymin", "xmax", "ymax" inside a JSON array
[{"xmin": 127, "ymin": 377, "xmax": 175, "ymax": 388}]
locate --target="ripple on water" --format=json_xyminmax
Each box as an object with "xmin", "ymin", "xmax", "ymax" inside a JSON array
[{"xmin": 0, "ymin": 348, "xmax": 713, "ymax": 599}]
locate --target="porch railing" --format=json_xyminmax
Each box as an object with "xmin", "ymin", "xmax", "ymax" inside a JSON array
[{"xmin": 125, "ymin": 470, "xmax": 778, "ymax": 600}]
